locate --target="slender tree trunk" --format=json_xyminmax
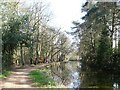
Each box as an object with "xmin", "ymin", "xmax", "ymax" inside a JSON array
[
  {"xmin": 35, "ymin": 31, "xmax": 39, "ymax": 64},
  {"xmin": 20, "ymin": 43, "xmax": 24, "ymax": 66},
  {"xmin": 36, "ymin": 44, "xmax": 39, "ymax": 64},
  {"xmin": 110, "ymin": 7, "xmax": 116, "ymax": 48},
  {"xmin": 30, "ymin": 46, "xmax": 33, "ymax": 64},
  {"xmin": 23, "ymin": 47, "xmax": 26, "ymax": 64},
  {"xmin": 50, "ymin": 46, "xmax": 54, "ymax": 62}
]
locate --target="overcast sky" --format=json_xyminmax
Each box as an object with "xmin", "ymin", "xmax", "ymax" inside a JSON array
[{"xmin": 47, "ymin": 0, "xmax": 86, "ymax": 31}]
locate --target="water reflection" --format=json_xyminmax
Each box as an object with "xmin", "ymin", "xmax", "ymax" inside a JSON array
[
  {"xmin": 50, "ymin": 61, "xmax": 81, "ymax": 88},
  {"xmin": 68, "ymin": 72, "xmax": 80, "ymax": 88},
  {"xmin": 48, "ymin": 61, "xmax": 120, "ymax": 89},
  {"xmin": 80, "ymin": 71, "xmax": 120, "ymax": 89}
]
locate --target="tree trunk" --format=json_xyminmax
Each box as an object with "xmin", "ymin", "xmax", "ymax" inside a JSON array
[
  {"xmin": 20, "ymin": 43, "xmax": 24, "ymax": 66},
  {"xmin": 35, "ymin": 32, "xmax": 39, "ymax": 64}
]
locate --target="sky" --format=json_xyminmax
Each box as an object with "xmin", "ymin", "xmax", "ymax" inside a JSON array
[{"xmin": 47, "ymin": 0, "xmax": 86, "ymax": 32}]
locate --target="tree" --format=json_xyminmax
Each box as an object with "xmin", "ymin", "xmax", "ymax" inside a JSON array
[
  {"xmin": 2, "ymin": 2, "xmax": 20, "ymax": 69},
  {"xmin": 71, "ymin": 2, "xmax": 120, "ymax": 73},
  {"xmin": 1, "ymin": 1, "xmax": 73, "ymax": 71},
  {"xmin": 2, "ymin": 2, "xmax": 31, "ymax": 69}
]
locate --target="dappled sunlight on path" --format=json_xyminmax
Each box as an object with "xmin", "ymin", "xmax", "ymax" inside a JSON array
[{"xmin": 0, "ymin": 64, "xmax": 49, "ymax": 89}]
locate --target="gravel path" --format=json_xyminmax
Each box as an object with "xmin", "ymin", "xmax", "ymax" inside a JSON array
[{"xmin": 0, "ymin": 64, "xmax": 49, "ymax": 89}]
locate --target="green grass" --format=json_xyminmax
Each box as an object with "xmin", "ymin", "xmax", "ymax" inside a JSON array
[
  {"xmin": 0, "ymin": 71, "xmax": 12, "ymax": 79},
  {"xmin": 29, "ymin": 69, "xmax": 56, "ymax": 88}
]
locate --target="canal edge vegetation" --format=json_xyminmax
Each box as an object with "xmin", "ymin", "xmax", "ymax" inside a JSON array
[{"xmin": 29, "ymin": 68, "xmax": 67, "ymax": 88}]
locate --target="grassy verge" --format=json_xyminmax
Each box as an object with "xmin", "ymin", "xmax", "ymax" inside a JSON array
[
  {"xmin": 0, "ymin": 71, "xmax": 12, "ymax": 79},
  {"xmin": 29, "ymin": 69, "xmax": 57, "ymax": 88}
]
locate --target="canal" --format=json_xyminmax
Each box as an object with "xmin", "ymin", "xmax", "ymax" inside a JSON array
[
  {"xmin": 45, "ymin": 61, "xmax": 120, "ymax": 89},
  {"xmin": 50, "ymin": 61, "xmax": 81, "ymax": 88}
]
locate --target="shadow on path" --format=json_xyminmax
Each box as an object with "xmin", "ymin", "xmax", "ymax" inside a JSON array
[{"xmin": 0, "ymin": 64, "xmax": 49, "ymax": 89}]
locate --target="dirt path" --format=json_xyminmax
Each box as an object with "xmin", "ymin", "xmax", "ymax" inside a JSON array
[{"xmin": 0, "ymin": 64, "xmax": 49, "ymax": 89}]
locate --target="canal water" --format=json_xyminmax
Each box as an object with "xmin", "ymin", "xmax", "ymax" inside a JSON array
[
  {"xmin": 49, "ymin": 61, "xmax": 81, "ymax": 88},
  {"xmin": 47, "ymin": 61, "xmax": 119, "ymax": 89}
]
